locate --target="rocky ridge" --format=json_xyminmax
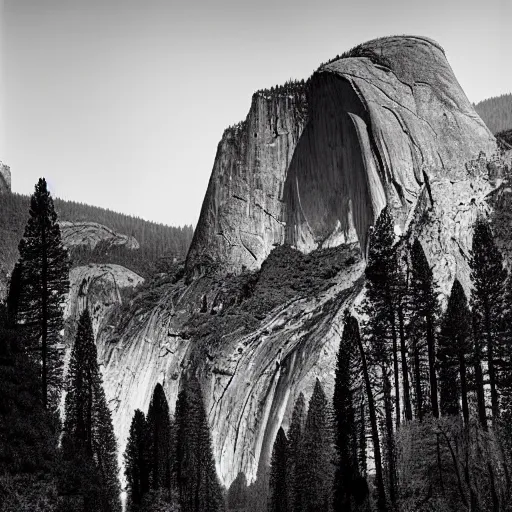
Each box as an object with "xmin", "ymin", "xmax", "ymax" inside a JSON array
[{"xmin": 59, "ymin": 220, "xmax": 140, "ymax": 250}]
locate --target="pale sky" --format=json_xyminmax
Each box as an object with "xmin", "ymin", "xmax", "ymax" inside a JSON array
[{"xmin": 1, "ymin": 0, "xmax": 510, "ymax": 227}]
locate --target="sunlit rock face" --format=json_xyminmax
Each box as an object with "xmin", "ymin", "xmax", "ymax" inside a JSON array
[
  {"xmin": 60, "ymin": 221, "xmax": 140, "ymax": 250},
  {"xmin": 186, "ymin": 87, "xmax": 308, "ymax": 275},
  {"xmin": 65, "ymin": 264, "xmax": 144, "ymax": 337},
  {"xmin": 284, "ymin": 35, "xmax": 496, "ymax": 256},
  {"xmin": 94, "ymin": 36, "xmax": 503, "ymax": 490}
]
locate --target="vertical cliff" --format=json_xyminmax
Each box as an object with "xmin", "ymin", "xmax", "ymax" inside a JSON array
[
  {"xmin": 284, "ymin": 36, "xmax": 496, "ymax": 260},
  {"xmin": 186, "ymin": 83, "xmax": 308, "ymax": 274}
]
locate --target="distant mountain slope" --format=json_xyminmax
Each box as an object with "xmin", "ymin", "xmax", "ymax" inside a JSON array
[
  {"xmin": 0, "ymin": 192, "xmax": 194, "ymax": 295},
  {"xmin": 474, "ymin": 93, "xmax": 512, "ymax": 134}
]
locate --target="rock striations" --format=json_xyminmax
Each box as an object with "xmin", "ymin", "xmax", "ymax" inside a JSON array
[
  {"xmin": 284, "ymin": 36, "xmax": 495, "ymax": 259},
  {"xmin": 186, "ymin": 84, "xmax": 308, "ymax": 275},
  {"xmin": 89, "ymin": 36, "xmax": 504, "ymax": 489},
  {"xmin": 60, "ymin": 221, "xmax": 140, "ymax": 250}
]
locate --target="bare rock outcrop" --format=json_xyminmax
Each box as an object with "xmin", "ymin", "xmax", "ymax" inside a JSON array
[
  {"xmin": 60, "ymin": 221, "xmax": 140, "ymax": 250},
  {"xmin": 65, "ymin": 263, "xmax": 144, "ymax": 337}
]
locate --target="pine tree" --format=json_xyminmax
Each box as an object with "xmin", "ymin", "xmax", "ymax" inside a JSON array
[
  {"xmin": 333, "ymin": 312, "xmax": 361, "ymax": 512},
  {"xmin": 175, "ymin": 376, "xmax": 224, "ymax": 512},
  {"xmin": 62, "ymin": 309, "xmax": 121, "ymax": 511},
  {"xmin": 438, "ymin": 280, "xmax": 472, "ymax": 423},
  {"xmin": 269, "ymin": 427, "xmax": 288, "ymax": 512},
  {"xmin": 364, "ymin": 207, "xmax": 402, "ymax": 427},
  {"xmin": 363, "ymin": 208, "xmax": 399, "ymax": 508},
  {"xmin": 125, "ymin": 409, "xmax": 150, "ymax": 511},
  {"xmin": 16, "ymin": 178, "xmax": 69, "ymax": 409},
  {"xmin": 287, "ymin": 393, "xmax": 306, "ymax": 512},
  {"xmin": 295, "ymin": 380, "xmax": 333, "ymax": 512},
  {"xmin": 408, "ymin": 239, "xmax": 439, "ymax": 419},
  {"xmin": 471, "ymin": 217, "xmax": 507, "ymax": 422},
  {"xmin": 146, "ymin": 384, "xmax": 173, "ymax": 491}
]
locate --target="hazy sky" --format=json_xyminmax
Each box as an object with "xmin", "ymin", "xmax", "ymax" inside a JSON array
[{"xmin": 1, "ymin": 0, "xmax": 510, "ymax": 227}]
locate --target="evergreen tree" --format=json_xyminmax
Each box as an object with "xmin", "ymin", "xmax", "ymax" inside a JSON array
[
  {"xmin": 363, "ymin": 209, "xmax": 399, "ymax": 508},
  {"xmin": 227, "ymin": 472, "xmax": 248, "ymax": 511},
  {"xmin": 438, "ymin": 280, "xmax": 472, "ymax": 423},
  {"xmin": 333, "ymin": 312, "xmax": 362, "ymax": 512},
  {"xmin": 175, "ymin": 376, "xmax": 224, "ymax": 512},
  {"xmin": 15, "ymin": 178, "xmax": 69, "ymax": 409},
  {"xmin": 146, "ymin": 384, "xmax": 173, "ymax": 491},
  {"xmin": 269, "ymin": 428, "xmax": 288, "ymax": 512},
  {"xmin": 287, "ymin": 393, "xmax": 306, "ymax": 512},
  {"xmin": 364, "ymin": 207, "xmax": 402, "ymax": 427},
  {"xmin": 408, "ymin": 239, "xmax": 439, "ymax": 419},
  {"xmin": 125, "ymin": 409, "xmax": 150, "ymax": 511},
  {"xmin": 62, "ymin": 310, "xmax": 121, "ymax": 512},
  {"xmin": 295, "ymin": 380, "xmax": 333, "ymax": 512},
  {"xmin": 470, "ymin": 216, "xmax": 507, "ymax": 422}
]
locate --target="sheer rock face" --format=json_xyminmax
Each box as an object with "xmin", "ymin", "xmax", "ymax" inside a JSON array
[
  {"xmin": 94, "ymin": 36, "xmax": 502, "ymax": 489},
  {"xmin": 0, "ymin": 161, "xmax": 11, "ymax": 193},
  {"xmin": 60, "ymin": 221, "xmax": 140, "ymax": 250},
  {"xmin": 186, "ymin": 88, "xmax": 308, "ymax": 274},
  {"xmin": 284, "ymin": 36, "xmax": 496, "ymax": 256}
]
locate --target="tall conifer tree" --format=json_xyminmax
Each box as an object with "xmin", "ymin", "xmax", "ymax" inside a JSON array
[
  {"xmin": 175, "ymin": 376, "xmax": 224, "ymax": 512},
  {"xmin": 295, "ymin": 380, "xmax": 333, "ymax": 512},
  {"xmin": 16, "ymin": 177, "xmax": 69, "ymax": 409},
  {"xmin": 62, "ymin": 309, "xmax": 121, "ymax": 512},
  {"xmin": 333, "ymin": 312, "xmax": 362, "ymax": 512},
  {"xmin": 146, "ymin": 384, "xmax": 173, "ymax": 491},
  {"xmin": 438, "ymin": 280, "xmax": 472, "ymax": 422},
  {"xmin": 364, "ymin": 207, "xmax": 402, "ymax": 426},
  {"xmin": 470, "ymin": 217, "xmax": 507, "ymax": 422},
  {"xmin": 287, "ymin": 393, "xmax": 306, "ymax": 512},
  {"xmin": 125, "ymin": 409, "xmax": 150, "ymax": 511},
  {"xmin": 269, "ymin": 427, "xmax": 288, "ymax": 512},
  {"xmin": 408, "ymin": 239, "xmax": 439, "ymax": 419}
]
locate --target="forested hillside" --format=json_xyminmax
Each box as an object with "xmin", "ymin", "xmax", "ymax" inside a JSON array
[
  {"xmin": 474, "ymin": 93, "xmax": 512, "ymax": 134},
  {"xmin": 0, "ymin": 192, "xmax": 194, "ymax": 283}
]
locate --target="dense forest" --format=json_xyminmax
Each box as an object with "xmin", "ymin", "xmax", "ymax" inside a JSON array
[
  {"xmin": 0, "ymin": 192, "xmax": 194, "ymax": 282},
  {"xmin": 474, "ymin": 93, "xmax": 512, "ymax": 134}
]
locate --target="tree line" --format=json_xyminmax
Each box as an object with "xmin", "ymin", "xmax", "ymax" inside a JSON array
[
  {"xmin": 124, "ymin": 378, "xmax": 224, "ymax": 512},
  {"xmin": 265, "ymin": 207, "xmax": 512, "ymax": 512},
  {"xmin": 0, "ymin": 191, "xmax": 194, "ymax": 284},
  {"xmin": 474, "ymin": 93, "xmax": 512, "ymax": 135}
]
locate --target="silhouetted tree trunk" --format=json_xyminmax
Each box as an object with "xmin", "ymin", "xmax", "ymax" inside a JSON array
[{"xmin": 352, "ymin": 315, "xmax": 387, "ymax": 512}]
